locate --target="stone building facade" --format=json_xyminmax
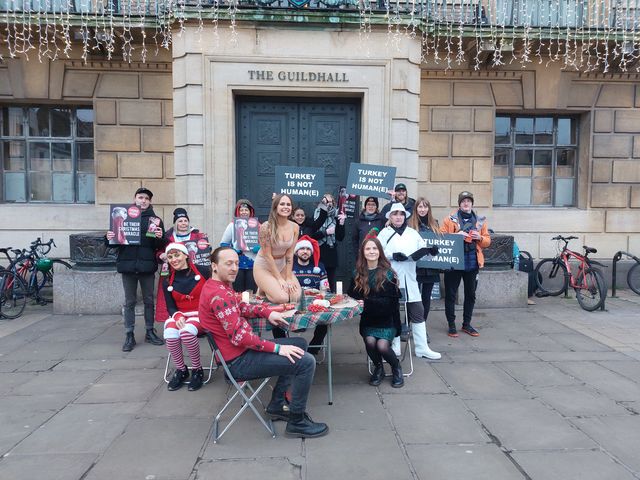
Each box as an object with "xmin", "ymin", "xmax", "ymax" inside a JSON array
[{"xmin": 1, "ymin": 23, "xmax": 639, "ymax": 262}]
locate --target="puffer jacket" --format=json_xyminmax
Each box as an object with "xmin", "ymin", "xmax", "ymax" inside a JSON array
[{"xmin": 440, "ymin": 209, "xmax": 491, "ymax": 268}]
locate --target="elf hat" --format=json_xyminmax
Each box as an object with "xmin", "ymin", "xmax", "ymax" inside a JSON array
[{"xmin": 295, "ymin": 235, "xmax": 321, "ymax": 274}]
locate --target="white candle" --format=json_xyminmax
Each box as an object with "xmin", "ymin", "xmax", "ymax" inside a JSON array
[
  {"xmin": 241, "ymin": 291, "xmax": 250, "ymax": 303},
  {"xmin": 336, "ymin": 281, "xmax": 343, "ymax": 295}
]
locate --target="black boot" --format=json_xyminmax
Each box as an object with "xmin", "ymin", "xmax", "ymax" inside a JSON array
[
  {"xmin": 168, "ymin": 368, "xmax": 189, "ymax": 391},
  {"xmin": 122, "ymin": 332, "xmax": 136, "ymax": 352},
  {"xmin": 187, "ymin": 368, "xmax": 204, "ymax": 391},
  {"xmin": 265, "ymin": 400, "xmax": 290, "ymax": 421},
  {"xmin": 369, "ymin": 363, "xmax": 384, "ymax": 386},
  {"xmin": 145, "ymin": 328, "xmax": 164, "ymax": 345},
  {"xmin": 285, "ymin": 412, "xmax": 329, "ymax": 438},
  {"xmin": 391, "ymin": 365, "xmax": 404, "ymax": 388}
]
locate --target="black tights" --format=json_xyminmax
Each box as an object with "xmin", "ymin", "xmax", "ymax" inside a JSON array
[{"xmin": 364, "ymin": 336, "xmax": 399, "ymax": 368}]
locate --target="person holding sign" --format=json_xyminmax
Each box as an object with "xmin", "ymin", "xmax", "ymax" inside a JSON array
[
  {"xmin": 155, "ymin": 207, "xmax": 209, "ymax": 323},
  {"xmin": 254, "ymin": 194, "xmax": 302, "ymax": 305},
  {"xmin": 310, "ymin": 193, "xmax": 346, "ymax": 292},
  {"xmin": 440, "ymin": 191, "xmax": 491, "ymax": 338},
  {"xmin": 377, "ymin": 203, "xmax": 441, "ymax": 361},
  {"xmin": 105, "ymin": 187, "xmax": 166, "ymax": 352},
  {"xmin": 161, "ymin": 243, "xmax": 211, "ymax": 391},
  {"xmin": 353, "ymin": 196, "xmax": 387, "ymax": 250},
  {"xmin": 380, "ymin": 183, "xmax": 416, "ymax": 218},
  {"xmin": 408, "ymin": 198, "xmax": 441, "ymax": 324},
  {"xmin": 348, "ymin": 236, "xmax": 404, "ymax": 388},
  {"xmin": 220, "ymin": 199, "xmax": 260, "ymax": 293}
]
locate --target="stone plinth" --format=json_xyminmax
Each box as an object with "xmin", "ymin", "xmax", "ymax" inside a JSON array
[
  {"xmin": 54, "ymin": 268, "xmax": 124, "ymax": 314},
  {"xmin": 459, "ymin": 270, "xmax": 528, "ymax": 308}
]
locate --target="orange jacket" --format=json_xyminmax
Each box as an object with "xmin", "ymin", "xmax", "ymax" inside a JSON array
[{"xmin": 440, "ymin": 210, "xmax": 491, "ymax": 268}]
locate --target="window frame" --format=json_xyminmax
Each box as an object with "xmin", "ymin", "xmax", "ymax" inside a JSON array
[
  {"xmin": 493, "ymin": 114, "xmax": 579, "ymax": 208},
  {"xmin": 1, "ymin": 105, "xmax": 95, "ymax": 204}
]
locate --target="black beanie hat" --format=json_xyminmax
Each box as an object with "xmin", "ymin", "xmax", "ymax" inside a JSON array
[
  {"xmin": 173, "ymin": 208, "xmax": 189, "ymax": 224},
  {"xmin": 364, "ymin": 196, "xmax": 379, "ymax": 208}
]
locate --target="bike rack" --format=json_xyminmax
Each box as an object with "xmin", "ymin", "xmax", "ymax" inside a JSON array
[{"xmin": 611, "ymin": 250, "xmax": 639, "ymax": 298}]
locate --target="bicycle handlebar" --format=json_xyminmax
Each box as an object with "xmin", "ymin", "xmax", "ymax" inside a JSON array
[{"xmin": 551, "ymin": 235, "xmax": 578, "ymax": 242}]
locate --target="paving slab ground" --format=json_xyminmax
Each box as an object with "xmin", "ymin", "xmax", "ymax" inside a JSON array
[{"xmin": 1, "ymin": 292, "xmax": 640, "ymax": 479}]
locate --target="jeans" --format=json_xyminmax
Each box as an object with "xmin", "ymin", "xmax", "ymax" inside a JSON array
[
  {"xmin": 122, "ymin": 273, "xmax": 156, "ymax": 333},
  {"xmin": 228, "ymin": 337, "xmax": 316, "ymax": 414},
  {"xmin": 407, "ymin": 301, "xmax": 424, "ymax": 324},
  {"xmin": 444, "ymin": 269, "xmax": 479, "ymax": 326}
]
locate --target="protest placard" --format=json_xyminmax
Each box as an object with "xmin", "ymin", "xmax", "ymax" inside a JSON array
[
  {"xmin": 233, "ymin": 217, "xmax": 260, "ymax": 251},
  {"xmin": 345, "ymin": 163, "xmax": 396, "ymax": 198},
  {"xmin": 336, "ymin": 186, "xmax": 357, "ymax": 218},
  {"xmin": 109, "ymin": 204, "xmax": 141, "ymax": 245},
  {"xmin": 183, "ymin": 236, "xmax": 212, "ymax": 267},
  {"xmin": 416, "ymin": 232, "xmax": 464, "ymax": 270},
  {"xmin": 145, "ymin": 216, "xmax": 162, "ymax": 238},
  {"xmin": 274, "ymin": 166, "xmax": 324, "ymax": 200}
]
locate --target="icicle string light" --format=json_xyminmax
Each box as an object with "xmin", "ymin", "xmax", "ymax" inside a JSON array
[{"xmin": 0, "ymin": 0, "xmax": 639, "ymax": 72}]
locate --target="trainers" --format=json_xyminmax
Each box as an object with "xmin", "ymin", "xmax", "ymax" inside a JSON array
[
  {"xmin": 168, "ymin": 368, "xmax": 189, "ymax": 391},
  {"xmin": 461, "ymin": 325, "xmax": 479, "ymax": 337},
  {"xmin": 447, "ymin": 324, "xmax": 459, "ymax": 338},
  {"xmin": 187, "ymin": 368, "xmax": 204, "ymax": 391}
]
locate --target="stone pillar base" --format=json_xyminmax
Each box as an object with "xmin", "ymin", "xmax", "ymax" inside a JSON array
[
  {"xmin": 54, "ymin": 268, "xmax": 124, "ymax": 315},
  {"xmin": 465, "ymin": 269, "xmax": 529, "ymax": 308}
]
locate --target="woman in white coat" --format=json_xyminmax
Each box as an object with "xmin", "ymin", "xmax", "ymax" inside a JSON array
[{"xmin": 377, "ymin": 203, "xmax": 441, "ymax": 360}]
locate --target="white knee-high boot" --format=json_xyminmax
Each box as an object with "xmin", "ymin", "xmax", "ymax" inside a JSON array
[
  {"xmin": 391, "ymin": 336, "xmax": 402, "ymax": 357},
  {"xmin": 412, "ymin": 322, "xmax": 441, "ymax": 360}
]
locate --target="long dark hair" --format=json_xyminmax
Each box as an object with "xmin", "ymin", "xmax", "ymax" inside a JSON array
[{"xmin": 354, "ymin": 237, "xmax": 397, "ymax": 296}]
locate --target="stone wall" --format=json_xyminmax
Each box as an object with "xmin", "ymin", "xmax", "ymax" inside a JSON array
[
  {"xmin": 419, "ymin": 63, "xmax": 640, "ymax": 259},
  {"xmin": 0, "ymin": 50, "xmax": 173, "ymax": 256}
]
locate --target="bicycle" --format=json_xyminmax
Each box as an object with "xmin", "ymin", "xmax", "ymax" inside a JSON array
[
  {"xmin": 612, "ymin": 251, "xmax": 640, "ymax": 295},
  {"xmin": 0, "ymin": 269, "xmax": 28, "ymax": 319},
  {"xmin": 535, "ymin": 235, "xmax": 607, "ymax": 312}
]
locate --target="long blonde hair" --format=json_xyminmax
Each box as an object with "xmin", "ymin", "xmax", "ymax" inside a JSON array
[
  {"xmin": 267, "ymin": 194, "xmax": 293, "ymax": 244},
  {"xmin": 408, "ymin": 197, "xmax": 439, "ymax": 233}
]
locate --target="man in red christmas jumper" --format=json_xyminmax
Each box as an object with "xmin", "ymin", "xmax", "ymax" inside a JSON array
[{"xmin": 199, "ymin": 246, "xmax": 329, "ymax": 438}]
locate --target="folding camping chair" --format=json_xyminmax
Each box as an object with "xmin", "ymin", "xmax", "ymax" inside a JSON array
[
  {"xmin": 367, "ymin": 286, "xmax": 414, "ymax": 377},
  {"xmin": 163, "ymin": 332, "xmax": 217, "ymax": 385},
  {"xmin": 205, "ymin": 332, "xmax": 276, "ymax": 443}
]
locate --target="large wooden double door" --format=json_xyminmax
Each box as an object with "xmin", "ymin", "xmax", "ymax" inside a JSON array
[{"xmin": 235, "ymin": 96, "xmax": 361, "ymax": 282}]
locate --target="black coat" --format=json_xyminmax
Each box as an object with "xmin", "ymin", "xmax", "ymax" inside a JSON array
[
  {"xmin": 107, "ymin": 207, "xmax": 167, "ymax": 274},
  {"xmin": 352, "ymin": 211, "xmax": 387, "ymax": 250},
  {"xmin": 348, "ymin": 269, "xmax": 401, "ymax": 337}
]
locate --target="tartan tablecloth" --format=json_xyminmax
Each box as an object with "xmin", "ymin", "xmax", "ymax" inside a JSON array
[{"xmin": 247, "ymin": 295, "xmax": 363, "ymax": 334}]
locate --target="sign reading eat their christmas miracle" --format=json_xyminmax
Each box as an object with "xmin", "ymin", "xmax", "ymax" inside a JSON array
[
  {"xmin": 345, "ymin": 163, "xmax": 396, "ymax": 198},
  {"xmin": 183, "ymin": 236, "xmax": 212, "ymax": 267},
  {"xmin": 233, "ymin": 217, "xmax": 260, "ymax": 251},
  {"xmin": 109, "ymin": 204, "xmax": 142, "ymax": 245},
  {"xmin": 274, "ymin": 166, "xmax": 325, "ymax": 200}
]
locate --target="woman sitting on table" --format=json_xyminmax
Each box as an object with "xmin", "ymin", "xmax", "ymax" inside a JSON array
[
  {"xmin": 348, "ymin": 236, "xmax": 404, "ymax": 388},
  {"xmin": 253, "ymin": 194, "xmax": 302, "ymax": 305},
  {"xmin": 162, "ymin": 243, "xmax": 211, "ymax": 392}
]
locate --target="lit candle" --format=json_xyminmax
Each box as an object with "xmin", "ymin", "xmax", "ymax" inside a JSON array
[
  {"xmin": 241, "ymin": 291, "xmax": 250, "ymax": 303},
  {"xmin": 336, "ymin": 281, "xmax": 343, "ymax": 295}
]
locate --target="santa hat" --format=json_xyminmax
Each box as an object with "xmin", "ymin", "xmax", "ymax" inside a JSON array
[
  {"xmin": 164, "ymin": 242, "xmax": 201, "ymax": 291},
  {"xmin": 295, "ymin": 235, "xmax": 321, "ymax": 274}
]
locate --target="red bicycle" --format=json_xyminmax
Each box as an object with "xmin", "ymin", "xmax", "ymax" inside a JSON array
[{"xmin": 535, "ymin": 235, "xmax": 607, "ymax": 311}]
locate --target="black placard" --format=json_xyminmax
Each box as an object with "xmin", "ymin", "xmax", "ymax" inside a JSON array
[
  {"xmin": 109, "ymin": 204, "xmax": 141, "ymax": 245},
  {"xmin": 345, "ymin": 163, "xmax": 396, "ymax": 198},
  {"xmin": 274, "ymin": 166, "xmax": 324, "ymax": 200},
  {"xmin": 183, "ymin": 236, "xmax": 212, "ymax": 267},
  {"xmin": 336, "ymin": 186, "xmax": 357, "ymax": 218},
  {"xmin": 416, "ymin": 232, "xmax": 465, "ymax": 271}
]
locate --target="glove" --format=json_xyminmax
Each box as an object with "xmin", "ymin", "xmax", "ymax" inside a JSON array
[
  {"xmin": 428, "ymin": 245, "xmax": 439, "ymax": 256},
  {"xmin": 251, "ymin": 245, "xmax": 261, "ymax": 254},
  {"xmin": 392, "ymin": 252, "xmax": 408, "ymax": 261}
]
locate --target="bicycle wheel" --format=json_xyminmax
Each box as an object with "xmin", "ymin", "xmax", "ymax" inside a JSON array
[
  {"xmin": 0, "ymin": 270, "xmax": 27, "ymax": 319},
  {"xmin": 535, "ymin": 258, "xmax": 568, "ymax": 296},
  {"xmin": 575, "ymin": 268, "xmax": 606, "ymax": 312},
  {"xmin": 628, "ymin": 262, "xmax": 640, "ymax": 295},
  {"xmin": 37, "ymin": 259, "xmax": 72, "ymax": 303}
]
